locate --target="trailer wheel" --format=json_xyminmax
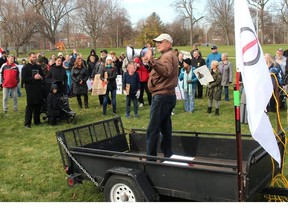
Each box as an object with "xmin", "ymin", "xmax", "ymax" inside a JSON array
[{"xmin": 104, "ymin": 175, "xmax": 145, "ymax": 202}]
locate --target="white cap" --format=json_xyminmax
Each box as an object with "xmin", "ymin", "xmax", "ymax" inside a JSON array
[
  {"xmin": 58, "ymin": 52, "xmax": 63, "ymax": 56},
  {"xmin": 153, "ymin": 33, "xmax": 173, "ymax": 44},
  {"xmin": 106, "ymin": 55, "xmax": 113, "ymax": 61}
]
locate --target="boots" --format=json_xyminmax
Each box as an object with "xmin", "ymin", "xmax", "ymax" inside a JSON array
[
  {"xmin": 206, "ymin": 107, "xmax": 212, "ymax": 113},
  {"xmin": 215, "ymin": 109, "xmax": 220, "ymax": 116}
]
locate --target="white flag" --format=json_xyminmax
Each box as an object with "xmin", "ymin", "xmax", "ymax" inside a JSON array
[{"xmin": 234, "ymin": 0, "xmax": 281, "ymax": 165}]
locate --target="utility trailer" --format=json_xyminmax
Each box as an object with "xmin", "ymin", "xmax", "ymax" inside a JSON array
[{"xmin": 56, "ymin": 117, "xmax": 285, "ymax": 202}]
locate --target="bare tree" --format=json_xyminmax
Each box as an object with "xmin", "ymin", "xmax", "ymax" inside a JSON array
[
  {"xmin": 29, "ymin": 0, "xmax": 78, "ymax": 49},
  {"xmin": 0, "ymin": 0, "xmax": 40, "ymax": 56},
  {"xmin": 277, "ymin": 0, "xmax": 288, "ymax": 24},
  {"xmin": 172, "ymin": 0, "xmax": 204, "ymax": 46},
  {"xmin": 76, "ymin": 0, "xmax": 107, "ymax": 48},
  {"xmin": 248, "ymin": 0, "xmax": 271, "ymax": 44},
  {"xmin": 206, "ymin": 0, "xmax": 234, "ymax": 45}
]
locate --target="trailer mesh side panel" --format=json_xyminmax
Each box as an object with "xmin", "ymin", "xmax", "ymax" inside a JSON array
[{"xmin": 56, "ymin": 117, "xmax": 129, "ymax": 156}]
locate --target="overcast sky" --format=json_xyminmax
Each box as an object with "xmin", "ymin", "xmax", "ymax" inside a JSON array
[
  {"xmin": 122, "ymin": 0, "xmax": 175, "ymax": 24},
  {"xmin": 122, "ymin": 0, "xmax": 206, "ymax": 25}
]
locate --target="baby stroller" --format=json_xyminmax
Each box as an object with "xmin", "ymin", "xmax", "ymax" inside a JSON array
[{"xmin": 42, "ymin": 80, "xmax": 76, "ymax": 124}]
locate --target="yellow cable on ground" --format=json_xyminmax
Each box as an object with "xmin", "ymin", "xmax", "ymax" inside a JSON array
[{"xmin": 265, "ymin": 73, "xmax": 288, "ymax": 201}]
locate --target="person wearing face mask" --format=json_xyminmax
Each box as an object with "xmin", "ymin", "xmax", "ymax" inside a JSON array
[{"xmin": 100, "ymin": 55, "xmax": 117, "ymax": 115}]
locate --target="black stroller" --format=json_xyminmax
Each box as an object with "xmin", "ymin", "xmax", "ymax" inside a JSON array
[{"xmin": 41, "ymin": 80, "xmax": 76, "ymax": 124}]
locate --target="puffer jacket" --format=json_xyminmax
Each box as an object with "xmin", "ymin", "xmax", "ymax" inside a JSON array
[
  {"xmin": 1, "ymin": 62, "xmax": 19, "ymax": 88},
  {"xmin": 71, "ymin": 66, "xmax": 88, "ymax": 95}
]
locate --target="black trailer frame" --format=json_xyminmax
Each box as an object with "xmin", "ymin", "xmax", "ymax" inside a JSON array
[{"xmin": 56, "ymin": 117, "xmax": 285, "ymax": 202}]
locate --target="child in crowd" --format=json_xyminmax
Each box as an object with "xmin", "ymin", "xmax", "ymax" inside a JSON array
[
  {"xmin": 47, "ymin": 83, "xmax": 61, "ymax": 125},
  {"xmin": 123, "ymin": 61, "xmax": 140, "ymax": 118}
]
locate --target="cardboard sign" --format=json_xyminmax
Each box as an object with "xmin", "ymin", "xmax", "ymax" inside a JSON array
[{"xmin": 91, "ymin": 74, "xmax": 107, "ymax": 96}]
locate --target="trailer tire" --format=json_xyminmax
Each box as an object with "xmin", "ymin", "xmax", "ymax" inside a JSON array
[{"xmin": 104, "ymin": 175, "xmax": 145, "ymax": 202}]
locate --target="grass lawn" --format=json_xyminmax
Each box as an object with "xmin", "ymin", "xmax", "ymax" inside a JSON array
[{"xmin": 1, "ymin": 44, "xmax": 287, "ymax": 202}]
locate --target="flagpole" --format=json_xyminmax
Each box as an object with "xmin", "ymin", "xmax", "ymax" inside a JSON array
[{"xmin": 234, "ymin": 70, "xmax": 244, "ymax": 201}]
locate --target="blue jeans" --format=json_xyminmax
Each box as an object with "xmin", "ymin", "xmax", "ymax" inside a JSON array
[
  {"xmin": 184, "ymin": 88, "xmax": 196, "ymax": 112},
  {"xmin": 222, "ymin": 86, "xmax": 229, "ymax": 101},
  {"xmin": 146, "ymin": 94, "xmax": 176, "ymax": 157},
  {"xmin": 126, "ymin": 95, "xmax": 138, "ymax": 116},
  {"xmin": 103, "ymin": 89, "xmax": 116, "ymax": 114}
]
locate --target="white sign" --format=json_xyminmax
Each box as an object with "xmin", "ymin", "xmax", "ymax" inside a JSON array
[
  {"xmin": 180, "ymin": 50, "xmax": 192, "ymax": 59},
  {"xmin": 194, "ymin": 65, "xmax": 214, "ymax": 86},
  {"xmin": 116, "ymin": 75, "xmax": 122, "ymax": 94}
]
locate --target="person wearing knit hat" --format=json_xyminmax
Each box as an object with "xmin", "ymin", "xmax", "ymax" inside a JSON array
[
  {"xmin": 183, "ymin": 58, "xmax": 191, "ymax": 65},
  {"xmin": 179, "ymin": 58, "xmax": 197, "ymax": 113},
  {"xmin": 101, "ymin": 53, "xmax": 117, "ymax": 116}
]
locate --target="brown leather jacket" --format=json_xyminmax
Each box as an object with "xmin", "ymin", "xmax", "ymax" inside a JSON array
[{"xmin": 148, "ymin": 48, "xmax": 178, "ymax": 95}]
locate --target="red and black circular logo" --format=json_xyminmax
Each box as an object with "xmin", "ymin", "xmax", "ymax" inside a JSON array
[{"xmin": 240, "ymin": 27, "xmax": 260, "ymax": 66}]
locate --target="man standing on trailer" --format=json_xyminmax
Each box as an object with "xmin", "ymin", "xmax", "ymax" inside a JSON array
[{"xmin": 144, "ymin": 33, "xmax": 179, "ymax": 159}]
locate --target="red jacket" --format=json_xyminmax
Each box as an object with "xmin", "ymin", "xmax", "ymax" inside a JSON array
[
  {"xmin": 1, "ymin": 62, "xmax": 19, "ymax": 88},
  {"xmin": 134, "ymin": 57, "xmax": 150, "ymax": 82}
]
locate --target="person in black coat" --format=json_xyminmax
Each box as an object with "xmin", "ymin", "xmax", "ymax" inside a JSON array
[
  {"xmin": 47, "ymin": 83, "xmax": 61, "ymax": 125},
  {"xmin": 87, "ymin": 49, "xmax": 99, "ymax": 64},
  {"xmin": 21, "ymin": 52, "xmax": 45, "ymax": 128},
  {"xmin": 46, "ymin": 56, "xmax": 68, "ymax": 94},
  {"xmin": 191, "ymin": 49, "xmax": 206, "ymax": 99},
  {"xmin": 71, "ymin": 56, "xmax": 89, "ymax": 109}
]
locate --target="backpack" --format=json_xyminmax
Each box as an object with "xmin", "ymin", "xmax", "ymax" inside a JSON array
[{"xmin": 270, "ymin": 63, "xmax": 284, "ymax": 86}]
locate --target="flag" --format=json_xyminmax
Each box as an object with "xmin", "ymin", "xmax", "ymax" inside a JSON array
[{"xmin": 234, "ymin": 0, "xmax": 281, "ymax": 165}]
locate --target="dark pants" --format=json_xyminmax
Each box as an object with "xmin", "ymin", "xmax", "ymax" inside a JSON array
[
  {"xmin": 196, "ymin": 80, "xmax": 203, "ymax": 99},
  {"xmin": 139, "ymin": 82, "xmax": 152, "ymax": 105},
  {"xmin": 99, "ymin": 94, "xmax": 111, "ymax": 105},
  {"xmin": 221, "ymin": 86, "xmax": 229, "ymax": 101},
  {"xmin": 103, "ymin": 89, "xmax": 116, "ymax": 114},
  {"xmin": 76, "ymin": 93, "xmax": 88, "ymax": 108},
  {"xmin": 24, "ymin": 104, "xmax": 41, "ymax": 126},
  {"xmin": 146, "ymin": 94, "xmax": 176, "ymax": 157},
  {"xmin": 126, "ymin": 95, "xmax": 138, "ymax": 116}
]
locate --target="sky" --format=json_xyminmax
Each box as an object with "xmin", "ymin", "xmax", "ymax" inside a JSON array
[{"xmin": 122, "ymin": 0, "xmax": 206, "ymax": 26}]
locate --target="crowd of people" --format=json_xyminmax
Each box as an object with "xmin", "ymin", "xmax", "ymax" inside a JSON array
[
  {"xmin": 0, "ymin": 37, "xmax": 288, "ymax": 155},
  {"xmin": 0, "ymin": 32, "xmax": 287, "ymax": 158}
]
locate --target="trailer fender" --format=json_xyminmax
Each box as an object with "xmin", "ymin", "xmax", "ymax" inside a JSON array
[{"xmin": 101, "ymin": 166, "xmax": 158, "ymax": 202}]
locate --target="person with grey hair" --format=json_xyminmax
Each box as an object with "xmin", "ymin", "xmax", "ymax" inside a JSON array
[
  {"xmin": 1, "ymin": 54, "xmax": 20, "ymax": 113},
  {"xmin": 219, "ymin": 53, "xmax": 233, "ymax": 102},
  {"xmin": 207, "ymin": 60, "xmax": 222, "ymax": 115},
  {"xmin": 143, "ymin": 33, "xmax": 179, "ymax": 159}
]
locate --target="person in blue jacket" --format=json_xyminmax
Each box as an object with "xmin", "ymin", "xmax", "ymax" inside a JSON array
[
  {"xmin": 179, "ymin": 58, "xmax": 198, "ymax": 112},
  {"xmin": 206, "ymin": 45, "xmax": 221, "ymax": 69}
]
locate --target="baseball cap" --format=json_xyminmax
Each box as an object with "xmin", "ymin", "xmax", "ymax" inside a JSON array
[
  {"xmin": 153, "ymin": 33, "xmax": 173, "ymax": 44},
  {"xmin": 211, "ymin": 45, "xmax": 218, "ymax": 50},
  {"xmin": 58, "ymin": 52, "xmax": 63, "ymax": 56},
  {"xmin": 101, "ymin": 49, "xmax": 108, "ymax": 54}
]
